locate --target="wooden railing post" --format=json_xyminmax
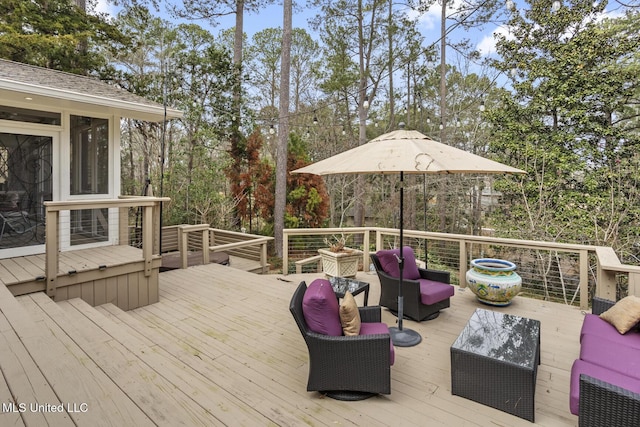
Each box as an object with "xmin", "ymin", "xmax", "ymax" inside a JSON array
[
  {"xmin": 362, "ymin": 230, "xmax": 371, "ymax": 272},
  {"xmin": 375, "ymin": 229, "xmax": 383, "ymax": 252},
  {"xmin": 459, "ymin": 240, "xmax": 468, "ymax": 288},
  {"xmin": 119, "ymin": 207, "xmax": 128, "ymax": 245},
  {"xmin": 45, "ymin": 209, "xmax": 58, "ymax": 297},
  {"xmin": 142, "ymin": 205, "xmax": 153, "ymax": 276},
  {"xmin": 179, "ymin": 225, "xmax": 188, "ymax": 269},
  {"xmin": 595, "ymin": 247, "xmax": 621, "ymax": 302},
  {"xmin": 201, "ymin": 227, "xmax": 210, "ymax": 265},
  {"xmin": 283, "ymin": 230, "xmax": 289, "ymax": 274},
  {"xmin": 579, "ymin": 249, "xmax": 589, "ymax": 310},
  {"xmin": 629, "ymin": 272, "xmax": 640, "ymax": 297},
  {"xmin": 260, "ymin": 241, "xmax": 268, "ymax": 274}
]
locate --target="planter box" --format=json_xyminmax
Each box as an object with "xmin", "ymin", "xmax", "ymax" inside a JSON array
[{"xmin": 317, "ymin": 248, "xmax": 362, "ymax": 278}]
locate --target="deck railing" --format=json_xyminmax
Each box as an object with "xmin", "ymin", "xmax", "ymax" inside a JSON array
[
  {"xmin": 283, "ymin": 227, "xmax": 640, "ymax": 310},
  {"xmin": 161, "ymin": 224, "xmax": 274, "ymax": 273},
  {"xmin": 44, "ymin": 197, "xmax": 167, "ymax": 297}
]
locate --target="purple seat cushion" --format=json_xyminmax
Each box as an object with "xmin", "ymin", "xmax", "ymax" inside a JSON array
[
  {"xmin": 580, "ymin": 334, "xmax": 640, "ymax": 380},
  {"xmin": 360, "ymin": 322, "xmax": 395, "ymax": 366},
  {"xmin": 570, "ymin": 359, "xmax": 640, "ymax": 415},
  {"xmin": 419, "ymin": 279, "xmax": 455, "ymax": 305},
  {"xmin": 302, "ymin": 279, "xmax": 342, "ymax": 336},
  {"xmin": 376, "ymin": 246, "xmax": 421, "ymax": 280},
  {"xmin": 581, "ymin": 314, "xmax": 640, "ymax": 349}
]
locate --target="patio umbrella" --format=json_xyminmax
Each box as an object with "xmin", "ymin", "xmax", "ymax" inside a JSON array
[{"xmin": 293, "ymin": 125, "xmax": 525, "ymax": 346}]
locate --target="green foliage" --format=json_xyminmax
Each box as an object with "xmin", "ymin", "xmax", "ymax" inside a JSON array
[
  {"xmin": 487, "ymin": 4, "xmax": 640, "ymax": 253},
  {"xmin": 0, "ymin": 0, "xmax": 127, "ymax": 75}
]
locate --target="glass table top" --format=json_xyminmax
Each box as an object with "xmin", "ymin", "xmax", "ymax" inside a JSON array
[
  {"xmin": 451, "ymin": 308, "xmax": 540, "ymax": 369},
  {"xmin": 328, "ymin": 276, "xmax": 368, "ymax": 296}
]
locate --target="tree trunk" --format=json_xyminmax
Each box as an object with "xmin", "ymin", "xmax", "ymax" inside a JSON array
[
  {"xmin": 274, "ymin": 0, "xmax": 292, "ymax": 259},
  {"xmin": 440, "ymin": 0, "xmax": 447, "ymax": 144},
  {"xmin": 229, "ymin": 0, "xmax": 245, "ymax": 229}
]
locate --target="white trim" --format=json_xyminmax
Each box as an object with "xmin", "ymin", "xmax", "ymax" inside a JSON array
[{"xmin": 0, "ymin": 80, "xmax": 182, "ymax": 120}]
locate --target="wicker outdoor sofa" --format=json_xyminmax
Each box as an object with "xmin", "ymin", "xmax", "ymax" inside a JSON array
[{"xmin": 570, "ymin": 296, "xmax": 640, "ymax": 426}]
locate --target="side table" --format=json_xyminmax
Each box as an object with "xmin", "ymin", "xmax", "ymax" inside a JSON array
[
  {"xmin": 329, "ymin": 276, "xmax": 370, "ymax": 306},
  {"xmin": 451, "ymin": 308, "xmax": 541, "ymax": 422}
]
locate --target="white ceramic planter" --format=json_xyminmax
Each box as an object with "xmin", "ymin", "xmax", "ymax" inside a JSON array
[{"xmin": 317, "ymin": 248, "xmax": 362, "ymax": 278}]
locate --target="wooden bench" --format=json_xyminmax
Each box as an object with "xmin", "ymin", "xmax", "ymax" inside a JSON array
[{"xmin": 295, "ymin": 255, "xmax": 322, "ymax": 274}]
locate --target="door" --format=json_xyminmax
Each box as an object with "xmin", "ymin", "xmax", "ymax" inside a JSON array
[
  {"xmin": 68, "ymin": 115, "xmax": 110, "ymax": 247},
  {"xmin": 0, "ymin": 132, "xmax": 53, "ymax": 256}
]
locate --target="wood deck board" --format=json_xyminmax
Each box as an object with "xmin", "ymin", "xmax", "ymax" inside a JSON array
[
  {"xmin": 0, "ymin": 262, "xmax": 585, "ymax": 426},
  {"xmin": 62, "ymin": 298, "xmax": 270, "ymax": 427},
  {"xmin": 16, "ymin": 295, "xmax": 156, "ymax": 426},
  {"xmin": 150, "ymin": 265, "xmax": 583, "ymax": 427},
  {"xmin": 0, "ymin": 311, "xmax": 72, "ymax": 427},
  {"xmin": 97, "ymin": 304, "xmax": 359, "ymax": 427},
  {"xmin": 51, "ymin": 297, "xmax": 252, "ymax": 426},
  {"xmin": 1, "ymin": 246, "xmax": 145, "ymax": 288}
]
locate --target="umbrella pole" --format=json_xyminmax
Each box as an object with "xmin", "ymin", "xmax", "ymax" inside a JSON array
[{"xmin": 389, "ymin": 171, "xmax": 422, "ymax": 347}]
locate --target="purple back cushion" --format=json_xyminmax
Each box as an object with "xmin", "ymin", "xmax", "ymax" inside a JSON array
[
  {"xmin": 302, "ymin": 279, "xmax": 343, "ymax": 336},
  {"xmin": 376, "ymin": 246, "xmax": 420, "ymax": 280}
]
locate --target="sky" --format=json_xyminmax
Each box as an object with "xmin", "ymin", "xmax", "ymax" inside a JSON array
[
  {"xmin": 94, "ymin": 0, "xmax": 626, "ymax": 70},
  {"xmin": 94, "ymin": 0, "xmax": 504, "ymax": 59}
]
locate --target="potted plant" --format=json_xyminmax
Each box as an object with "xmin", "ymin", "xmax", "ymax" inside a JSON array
[{"xmin": 317, "ymin": 235, "xmax": 362, "ymax": 278}]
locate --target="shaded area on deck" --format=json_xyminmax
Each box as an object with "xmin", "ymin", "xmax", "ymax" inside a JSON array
[
  {"xmin": 160, "ymin": 250, "xmax": 230, "ymax": 271},
  {"xmin": 0, "ymin": 263, "xmax": 584, "ymax": 426}
]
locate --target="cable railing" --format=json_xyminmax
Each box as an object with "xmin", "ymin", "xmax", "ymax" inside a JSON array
[{"xmin": 283, "ymin": 227, "xmax": 637, "ymax": 310}]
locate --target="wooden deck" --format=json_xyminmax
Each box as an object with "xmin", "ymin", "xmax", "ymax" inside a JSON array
[
  {"xmin": 0, "ymin": 246, "xmax": 162, "ymax": 311},
  {"xmin": 1, "ymin": 263, "xmax": 583, "ymax": 426}
]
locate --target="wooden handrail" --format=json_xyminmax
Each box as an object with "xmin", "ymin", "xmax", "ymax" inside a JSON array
[
  {"xmin": 44, "ymin": 197, "xmax": 166, "ymax": 298},
  {"xmin": 173, "ymin": 225, "xmax": 274, "ymax": 273},
  {"xmin": 283, "ymin": 226, "xmax": 640, "ymax": 310},
  {"xmin": 45, "ymin": 197, "xmax": 170, "ymax": 211}
]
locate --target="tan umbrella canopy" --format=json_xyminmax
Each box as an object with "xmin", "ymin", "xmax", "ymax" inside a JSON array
[
  {"xmin": 293, "ymin": 126, "xmax": 525, "ymax": 347},
  {"xmin": 294, "ymin": 128, "xmax": 525, "ymax": 176}
]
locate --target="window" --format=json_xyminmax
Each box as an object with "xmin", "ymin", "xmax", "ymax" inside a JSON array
[
  {"xmin": 0, "ymin": 106, "xmax": 61, "ymax": 125},
  {"xmin": 70, "ymin": 115, "xmax": 109, "ymax": 195}
]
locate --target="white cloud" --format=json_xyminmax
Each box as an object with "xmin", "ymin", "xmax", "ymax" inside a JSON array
[
  {"xmin": 92, "ymin": 0, "xmax": 119, "ymax": 19},
  {"xmin": 477, "ymin": 25, "xmax": 512, "ymax": 57},
  {"xmin": 408, "ymin": 0, "xmax": 468, "ymax": 33}
]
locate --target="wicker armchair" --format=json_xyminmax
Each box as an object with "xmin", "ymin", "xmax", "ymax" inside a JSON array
[
  {"xmin": 577, "ymin": 297, "xmax": 640, "ymax": 427},
  {"xmin": 289, "ymin": 281, "xmax": 391, "ymax": 400},
  {"xmin": 370, "ymin": 251, "xmax": 452, "ymax": 321}
]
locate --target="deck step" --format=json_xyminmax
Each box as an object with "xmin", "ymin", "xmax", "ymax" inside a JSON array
[
  {"xmin": 17, "ymin": 293, "xmax": 156, "ymax": 426},
  {"xmin": 0, "ymin": 286, "xmax": 73, "ymax": 427},
  {"xmin": 72, "ymin": 298, "xmax": 284, "ymax": 426},
  {"xmin": 24, "ymin": 293, "xmax": 230, "ymax": 426}
]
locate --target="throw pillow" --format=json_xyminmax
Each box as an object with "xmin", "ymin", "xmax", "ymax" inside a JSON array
[
  {"xmin": 600, "ymin": 295, "xmax": 640, "ymax": 334},
  {"xmin": 376, "ymin": 246, "xmax": 421, "ymax": 280},
  {"xmin": 339, "ymin": 291, "xmax": 361, "ymax": 336},
  {"xmin": 302, "ymin": 279, "xmax": 343, "ymax": 336}
]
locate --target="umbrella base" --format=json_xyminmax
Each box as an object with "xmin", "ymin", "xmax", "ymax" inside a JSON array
[{"xmin": 389, "ymin": 326, "xmax": 422, "ymax": 347}]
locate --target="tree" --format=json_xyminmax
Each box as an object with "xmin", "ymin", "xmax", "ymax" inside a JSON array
[
  {"xmin": 109, "ymin": 7, "xmax": 178, "ymax": 198},
  {"xmin": 274, "ymin": 0, "xmax": 292, "ymax": 257},
  {"xmin": 172, "ymin": 0, "xmax": 277, "ymax": 230},
  {"xmin": 112, "ymin": 6, "xmax": 237, "ymax": 226},
  {"xmin": 310, "ymin": 0, "xmax": 391, "ymax": 229},
  {"xmin": 0, "ymin": 0, "xmax": 127, "ymax": 75},
  {"xmin": 488, "ymin": 2, "xmax": 640, "ymax": 257}
]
